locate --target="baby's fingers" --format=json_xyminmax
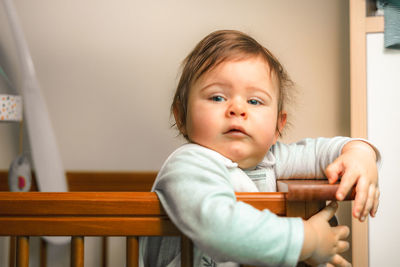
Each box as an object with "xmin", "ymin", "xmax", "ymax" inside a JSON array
[
  {"xmin": 360, "ymin": 184, "xmax": 376, "ymax": 221},
  {"xmin": 316, "ymin": 201, "xmax": 339, "ymax": 221},
  {"xmin": 371, "ymin": 188, "xmax": 380, "ymax": 217},
  {"xmin": 329, "ymin": 254, "xmax": 352, "ymax": 267},
  {"xmin": 332, "ymin": 225, "xmax": 350, "ymax": 240},
  {"xmin": 336, "ymin": 240, "xmax": 350, "ymax": 254},
  {"xmin": 336, "ymin": 169, "xmax": 358, "ymax": 201},
  {"xmin": 353, "ymin": 177, "xmax": 369, "ymax": 219},
  {"xmin": 325, "ymin": 159, "xmax": 343, "ymax": 184}
]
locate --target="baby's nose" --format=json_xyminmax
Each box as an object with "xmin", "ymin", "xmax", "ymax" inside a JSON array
[
  {"xmin": 229, "ymin": 110, "xmax": 246, "ymax": 117},
  {"xmin": 227, "ymin": 101, "xmax": 247, "ymax": 118}
]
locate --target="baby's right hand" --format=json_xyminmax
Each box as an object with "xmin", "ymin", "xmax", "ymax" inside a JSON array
[{"xmin": 301, "ymin": 202, "xmax": 351, "ymax": 267}]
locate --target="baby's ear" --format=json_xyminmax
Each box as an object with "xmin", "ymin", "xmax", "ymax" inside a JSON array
[
  {"xmin": 278, "ymin": 111, "xmax": 287, "ymax": 132},
  {"xmin": 274, "ymin": 111, "xmax": 287, "ymax": 141},
  {"xmin": 172, "ymin": 103, "xmax": 187, "ymax": 136}
]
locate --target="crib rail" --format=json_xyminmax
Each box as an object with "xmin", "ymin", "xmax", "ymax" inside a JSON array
[
  {"xmin": 0, "ymin": 180, "xmax": 354, "ymax": 267},
  {"xmin": 0, "ymin": 192, "xmax": 178, "ymax": 237},
  {"xmin": 0, "ymin": 192, "xmax": 286, "ymax": 267}
]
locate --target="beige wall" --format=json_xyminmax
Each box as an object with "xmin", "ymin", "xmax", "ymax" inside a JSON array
[
  {"xmin": 0, "ymin": 0, "xmax": 351, "ymax": 266},
  {"xmin": 0, "ymin": 0, "xmax": 350, "ymax": 171}
]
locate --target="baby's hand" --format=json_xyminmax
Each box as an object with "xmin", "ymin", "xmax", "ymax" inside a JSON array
[
  {"xmin": 301, "ymin": 202, "xmax": 350, "ymax": 266},
  {"xmin": 325, "ymin": 140, "xmax": 379, "ymax": 221}
]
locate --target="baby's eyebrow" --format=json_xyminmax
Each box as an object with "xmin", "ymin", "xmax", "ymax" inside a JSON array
[
  {"xmin": 199, "ymin": 82, "xmax": 229, "ymax": 92},
  {"xmin": 247, "ymin": 86, "xmax": 273, "ymax": 101}
]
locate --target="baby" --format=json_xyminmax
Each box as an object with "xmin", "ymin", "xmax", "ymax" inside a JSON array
[{"xmin": 140, "ymin": 30, "xmax": 379, "ymax": 267}]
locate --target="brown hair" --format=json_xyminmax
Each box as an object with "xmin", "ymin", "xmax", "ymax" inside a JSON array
[{"xmin": 172, "ymin": 29, "xmax": 294, "ymax": 139}]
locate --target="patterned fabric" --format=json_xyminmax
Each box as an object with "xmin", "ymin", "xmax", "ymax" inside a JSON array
[{"xmin": 0, "ymin": 94, "xmax": 22, "ymax": 121}]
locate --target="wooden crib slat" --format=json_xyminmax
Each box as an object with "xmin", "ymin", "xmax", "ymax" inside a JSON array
[
  {"xmin": 101, "ymin": 237, "xmax": 107, "ymax": 267},
  {"xmin": 126, "ymin": 236, "xmax": 139, "ymax": 267},
  {"xmin": 16, "ymin": 236, "xmax": 29, "ymax": 267},
  {"xmin": 181, "ymin": 235, "xmax": 193, "ymax": 267},
  {"xmin": 9, "ymin": 236, "xmax": 16, "ymax": 267},
  {"xmin": 40, "ymin": 238, "xmax": 47, "ymax": 267},
  {"xmin": 71, "ymin": 236, "xmax": 84, "ymax": 267}
]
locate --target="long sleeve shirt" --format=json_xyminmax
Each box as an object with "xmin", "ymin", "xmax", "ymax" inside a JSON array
[{"xmin": 140, "ymin": 137, "xmax": 357, "ymax": 267}]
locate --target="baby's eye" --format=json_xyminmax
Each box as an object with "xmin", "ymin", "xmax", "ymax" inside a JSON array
[
  {"xmin": 210, "ymin": 95, "xmax": 225, "ymax": 102},
  {"xmin": 248, "ymin": 99, "xmax": 262, "ymax": 105}
]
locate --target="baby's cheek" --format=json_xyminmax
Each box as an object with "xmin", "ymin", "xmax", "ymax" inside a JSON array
[{"xmin": 186, "ymin": 116, "xmax": 217, "ymax": 144}]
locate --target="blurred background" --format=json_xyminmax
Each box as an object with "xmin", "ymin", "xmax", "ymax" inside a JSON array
[
  {"xmin": 0, "ymin": 0, "xmax": 350, "ymax": 171},
  {"xmin": 0, "ymin": 1, "xmax": 351, "ymax": 266}
]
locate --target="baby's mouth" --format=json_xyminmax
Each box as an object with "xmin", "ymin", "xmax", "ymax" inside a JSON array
[
  {"xmin": 227, "ymin": 129, "xmax": 243, "ymax": 133},
  {"xmin": 224, "ymin": 127, "xmax": 248, "ymax": 136}
]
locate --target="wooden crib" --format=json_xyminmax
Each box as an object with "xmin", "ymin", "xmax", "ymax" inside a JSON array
[{"xmin": 0, "ymin": 171, "xmax": 354, "ymax": 267}]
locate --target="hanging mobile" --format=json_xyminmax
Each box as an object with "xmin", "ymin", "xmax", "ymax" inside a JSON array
[{"xmin": 8, "ymin": 115, "xmax": 32, "ymax": 192}]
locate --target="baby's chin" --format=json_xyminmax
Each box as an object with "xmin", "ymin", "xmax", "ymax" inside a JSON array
[
  {"xmin": 191, "ymin": 140, "xmax": 265, "ymax": 168},
  {"xmin": 235, "ymin": 158, "xmax": 263, "ymax": 169},
  {"xmin": 219, "ymin": 149, "xmax": 264, "ymax": 169}
]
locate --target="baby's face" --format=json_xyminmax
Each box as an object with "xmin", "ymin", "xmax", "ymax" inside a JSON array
[{"xmin": 185, "ymin": 56, "xmax": 286, "ymax": 169}]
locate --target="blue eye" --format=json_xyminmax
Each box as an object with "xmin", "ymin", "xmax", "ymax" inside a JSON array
[
  {"xmin": 211, "ymin": 95, "xmax": 225, "ymax": 102},
  {"xmin": 248, "ymin": 99, "xmax": 261, "ymax": 105}
]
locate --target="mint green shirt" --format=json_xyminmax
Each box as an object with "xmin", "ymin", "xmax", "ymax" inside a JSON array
[{"xmin": 140, "ymin": 137, "xmax": 353, "ymax": 267}]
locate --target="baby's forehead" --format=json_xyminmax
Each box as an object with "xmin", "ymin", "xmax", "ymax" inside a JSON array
[
  {"xmin": 203, "ymin": 54, "xmax": 276, "ymax": 76},
  {"xmin": 195, "ymin": 56, "xmax": 280, "ymax": 90}
]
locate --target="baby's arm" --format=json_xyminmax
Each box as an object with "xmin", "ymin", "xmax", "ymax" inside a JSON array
[
  {"xmin": 273, "ymin": 137, "xmax": 380, "ymax": 221},
  {"xmin": 325, "ymin": 140, "xmax": 379, "ymax": 221},
  {"xmin": 301, "ymin": 202, "xmax": 351, "ymax": 267}
]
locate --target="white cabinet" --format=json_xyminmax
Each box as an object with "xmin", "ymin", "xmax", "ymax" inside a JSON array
[{"xmin": 367, "ymin": 33, "xmax": 400, "ymax": 267}]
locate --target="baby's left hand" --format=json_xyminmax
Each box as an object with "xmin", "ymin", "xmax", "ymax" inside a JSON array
[{"xmin": 325, "ymin": 140, "xmax": 379, "ymax": 221}]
